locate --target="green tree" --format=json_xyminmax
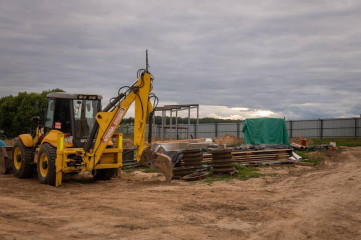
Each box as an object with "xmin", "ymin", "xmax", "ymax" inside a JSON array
[{"xmin": 0, "ymin": 89, "xmax": 63, "ymax": 138}]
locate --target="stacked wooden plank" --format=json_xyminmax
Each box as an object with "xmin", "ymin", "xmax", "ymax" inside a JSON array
[
  {"xmin": 211, "ymin": 149, "xmax": 235, "ymax": 174},
  {"xmin": 232, "ymin": 149, "xmax": 292, "ymax": 165},
  {"xmin": 203, "ymin": 149, "xmax": 292, "ymax": 165},
  {"xmin": 173, "ymin": 149, "xmax": 204, "ymax": 179}
]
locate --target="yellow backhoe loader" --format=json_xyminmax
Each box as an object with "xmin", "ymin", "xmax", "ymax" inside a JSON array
[{"xmin": 8, "ymin": 61, "xmax": 172, "ymax": 186}]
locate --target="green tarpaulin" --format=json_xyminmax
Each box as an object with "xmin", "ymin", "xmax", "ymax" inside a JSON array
[{"xmin": 242, "ymin": 118, "xmax": 290, "ymax": 146}]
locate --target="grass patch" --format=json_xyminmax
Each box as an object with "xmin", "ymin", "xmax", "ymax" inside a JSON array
[
  {"xmin": 295, "ymin": 151, "xmax": 323, "ymax": 165},
  {"xmin": 311, "ymin": 138, "xmax": 361, "ymax": 147},
  {"xmin": 234, "ymin": 164, "xmax": 263, "ymax": 180},
  {"xmin": 202, "ymin": 164, "xmax": 265, "ymax": 184},
  {"xmin": 122, "ymin": 166, "xmax": 157, "ymax": 174},
  {"xmin": 143, "ymin": 168, "xmax": 158, "ymax": 173}
]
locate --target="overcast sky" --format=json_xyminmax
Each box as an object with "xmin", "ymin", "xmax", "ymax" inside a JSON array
[{"xmin": 1, "ymin": 0, "xmax": 361, "ymax": 120}]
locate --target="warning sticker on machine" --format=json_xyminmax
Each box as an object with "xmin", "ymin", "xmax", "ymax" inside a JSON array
[
  {"xmin": 102, "ymin": 107, "xmax": 126, "ymax": 144},
  {"xmin": 55, "ymin": 122, "xmax": 62, "ymax": 129}
]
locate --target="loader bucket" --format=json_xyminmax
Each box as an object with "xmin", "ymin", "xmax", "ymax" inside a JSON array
[{"xmin": 139, "ymin": 148, "xmax": 173, "ymax": 181}]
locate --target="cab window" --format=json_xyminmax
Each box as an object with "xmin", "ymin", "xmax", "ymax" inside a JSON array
[
  {"xmin": 44, "ymin": 99, "xmax": 54, "ymax": 129},
  {"xmin": 53, "ymin": 99, "xmax": 72, "ymax": 133}
]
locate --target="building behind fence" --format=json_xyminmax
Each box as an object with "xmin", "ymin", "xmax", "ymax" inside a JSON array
[{"xmin": 118, "ymin": 117, "xmax": 361, "ymax": 140}]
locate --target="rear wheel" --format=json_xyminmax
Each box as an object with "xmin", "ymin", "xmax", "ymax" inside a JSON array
[
  {"xmin": 12, "ymin": 139, "xmax": 34, "ymax": 178},
  {"xmin": 37, "ymin": 143, "xmax": 57, "ymax": 185},
  {"xmin": 93, "ymin": 169, "xmax": 116, "ymax": 180}
]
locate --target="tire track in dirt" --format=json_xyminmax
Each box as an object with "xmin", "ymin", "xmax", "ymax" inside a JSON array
[
  {"xmin": 247, "ymin": 148, "xmax": 361, "ymax": 240},
  {"xmin": 0, "ymin": 148, "xmax": 360, "ymax": 239}
]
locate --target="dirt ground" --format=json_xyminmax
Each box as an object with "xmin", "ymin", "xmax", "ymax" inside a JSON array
[{"xmin": 0, "ymin": 148, "xmax": 360, "ymax": 240}]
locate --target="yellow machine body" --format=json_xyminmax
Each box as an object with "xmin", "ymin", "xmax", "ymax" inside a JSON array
[
  {"xmin": 19, "ymin": 124, "xmax": 44, "ymax": 147},
  {"xmin": 43, "ymin": 72, "xmax": 155, "ymax": 186},
  {"xmin": 9, "ymin": 68, "xmax": 172, "ymax": 187},
  {"xmin": 19, "ymin": 134, "xmax": 33, "ymax": 147}
]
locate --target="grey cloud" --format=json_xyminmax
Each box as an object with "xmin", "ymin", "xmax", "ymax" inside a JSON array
[{"xmin": 0, "ymin": 0, "xmax": 360, "ymax": 120}]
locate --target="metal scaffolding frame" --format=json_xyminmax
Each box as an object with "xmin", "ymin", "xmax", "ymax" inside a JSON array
[{"xmin": 154, "ymin": 104, "xmax": 199, "ymax": 141}]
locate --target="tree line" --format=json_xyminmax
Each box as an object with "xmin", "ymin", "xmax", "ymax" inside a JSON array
[
  {"xmin": 0, "ymin": 89, "xmax": 240, "ymax": 138},
  {"xmin": 0, "ymin": 89, "xmax": 63, "ymax": 138},
  {"xmin": 122, "ymin": 116, "xmax": 241, "ymax": 125}
]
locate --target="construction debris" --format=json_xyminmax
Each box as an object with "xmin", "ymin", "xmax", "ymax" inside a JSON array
[
  {"xmin": 290, "ymin": 143, "xmax": 336, "ymax": 151},
  {"xmin": 203, "ymin": 148, "xmax": 294, "ymax": 166},
  {"xmin": 234, "ymin": 144, "xmax": 290, "ymax": 151},
  {"xmin": 290, "ymin": 142, "xmax": 305, "ymax": 150}
]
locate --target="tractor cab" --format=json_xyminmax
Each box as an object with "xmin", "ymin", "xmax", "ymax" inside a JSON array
[{"xmin": 45, "ymin": 92, "xmax": 102, "ymax": 148}]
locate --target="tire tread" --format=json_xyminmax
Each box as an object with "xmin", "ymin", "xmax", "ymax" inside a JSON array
[
  {"xmin": 37, "ymin": 143, "xmax": 57, "ymax": 185},
  {"xmin": 12, "ymin": 139, "xmax": 34, "ymax": 178}
]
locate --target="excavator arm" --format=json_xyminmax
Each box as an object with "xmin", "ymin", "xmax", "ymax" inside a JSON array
[{"xmin": 83, "ymin": 70, "xmax": 172, "ymax": 180}]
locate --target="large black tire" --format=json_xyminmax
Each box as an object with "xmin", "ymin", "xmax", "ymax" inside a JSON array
[
  {"xmin": 12, "ymin": 139, "xmax": 35, "ymax": 178},
  {"xmin": 93, "ymin": 169, "xmax": 116, "ymax": 180},
  {"xmin": 37, "ymin": 143, "xmax": 57, "ymax": 186}
]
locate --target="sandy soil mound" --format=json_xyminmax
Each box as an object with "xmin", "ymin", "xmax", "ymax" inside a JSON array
[
  {"xmin": 290, "ymin": 137, "xmax": 313, "ymax": 145},
  {"xmin": 213, "ymin": 135, "xmax": 241, "ymax": 145}
]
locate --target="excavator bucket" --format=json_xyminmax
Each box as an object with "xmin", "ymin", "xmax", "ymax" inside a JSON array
[{"xmin": 139, "ymin": 148, "xmax": 173, "ymax": 181}]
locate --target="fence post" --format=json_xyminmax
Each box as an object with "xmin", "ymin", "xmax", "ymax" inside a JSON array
[
  {"xmin": 289, "ymin": 120, "xmax": 293, "ymax": 138},
  {"xmin": 237, "ymin": 122, "xmax": 240, "ymax": 139},
  {"xmin": 320, "ymin": 119, "xmax": 323, "ymax": 140},
  {"xmin": 161, "ymin": 110, "xmax": 165, "ymax": 141},
  {"xmin": 354, "ymin": 117, "xmax": 357, "ymax": 139},
  {"xmin": 175, "ymin": 110, "xmax": 178, "ymax": 140},
  {"xmin": 215, "ymin": 123, "xmax": 218, "ymax": 137},
  {"xmin": 187, "ymin": 107, "xmax": 191, "ymax": 139},
  {"xmin": 196, "ymin": 106, "xmax": 199, "ymax": 139}
]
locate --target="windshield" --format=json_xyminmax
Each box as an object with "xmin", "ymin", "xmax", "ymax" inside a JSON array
[{"xmin": 73, "ymin": 100, "xmax": 99, "ymax": 138}]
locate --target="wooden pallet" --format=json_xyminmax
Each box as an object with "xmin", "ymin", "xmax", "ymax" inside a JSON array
[{"xmin": 203, "ymin": 149, "xmax": 292, "ymax": 165}]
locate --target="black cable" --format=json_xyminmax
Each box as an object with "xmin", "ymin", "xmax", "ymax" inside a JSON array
[
  {"xmin": 117, "ymin": 86, "xmax": 131, "ymax": 96},
  {"xmin": 90, "ymin": 68, "xmax": 155, "ymax": 160},
  {"xmin": 149, "ymin": 93, "xmax": 159, "ymax": 109},
  {"xmin": 137, "ymin": 68, "xmax": 146, "ymax": 78}
]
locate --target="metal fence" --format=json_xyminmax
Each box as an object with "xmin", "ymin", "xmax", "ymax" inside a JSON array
[{"xmin": 118, "ymin": 117, "xmax": 361, "ymax": 140}]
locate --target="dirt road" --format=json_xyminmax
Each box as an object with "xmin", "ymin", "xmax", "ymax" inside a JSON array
[{"xmin": 0, "ymin": 147, "xmax": 360, "ymax": 240}]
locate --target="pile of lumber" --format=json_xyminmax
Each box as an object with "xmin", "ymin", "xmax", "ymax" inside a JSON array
[
  {"xmin": 210, "ymin": 149, "xmax": 235, "ymax": 174},
  {"xmin": 203, "ymin": 149, "xmax": 292, "ymax": 165}
]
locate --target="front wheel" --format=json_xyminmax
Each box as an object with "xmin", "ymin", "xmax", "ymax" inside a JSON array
[
  {"xmin": 12, "ymin": 139, "xmax": 34, "ymax": 178},
  {"xmin": 37, "ymin": 143, "xmax": 57, "ymax": 185}
]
